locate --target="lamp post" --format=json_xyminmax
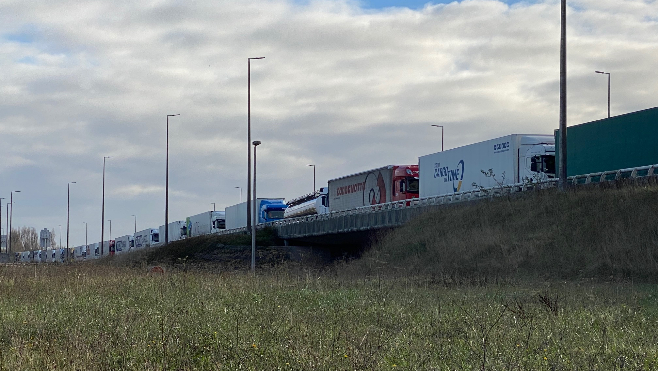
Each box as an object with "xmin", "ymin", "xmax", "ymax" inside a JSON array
[
  {"xmin": 431, "ymin": 125, "xmax": 444, "ymax": 152},
  {"xmin": 101, "ymin": 156, "xmax": 110, "ymax": 256},
  {"xmin": 251, "ymin": 140, "xmax": 261, "ymax": 272},
  {"xmin": 9, "ymin": 190, "xmax": 20, "ymax": 254},
  {"xmin": 166, "ymin": 113, "xmax": 180, "ymax": 246},
  {"xmin": 83, "ymin": 222, "xmax": 88, "ymax": 247},
  {"xmin": 0, "ymin": 197, "xmax": 4, "ymax": 253},
  {"xmin": 131, "ymin": 215, "xmax": 136, "ymax": 234},
  {"xmin": 67, "ymin": 181, "xmax": 76, "ymax": 250},
  {"xmin": 108, "ymin": 219, "xmax": 112, "ymax": 240},
  {"xmin": 6, "ymin": 203, "xmax": 10, "ymax": 253},
  {"xmin": 247, "ymin": 56, "xmax": 265, "ymax": 233},
  {"xmin": 595, "ymin": 71, "xmax": 611, "ymax": 118},
  {"xmin": 308, "ymin": 164, "xmax": 316, "ymax": 194},
  {"xmin": 235, "ymin": 186, "xmax": 242, "ymax": 203},
  {"xmin": 558, "ymin": 0, "xmax": 567, "ymax": 190}
]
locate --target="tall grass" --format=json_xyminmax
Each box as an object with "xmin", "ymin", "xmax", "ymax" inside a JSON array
[
  {"xmin": 351, "ymin": 181, "xmax": 658, "ymax": 280},
  {"xmin": 1, "ymin": 264, "xmax": 658, "ymax": 370}
]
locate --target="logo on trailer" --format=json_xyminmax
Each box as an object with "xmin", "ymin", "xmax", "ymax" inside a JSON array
[
  {"xmin": 433, "ymin": 160, "xmax": 465, "ymax": 192},
  {"xmin": 363, "ymin": 171, "xmax": 387, "ymax": 205},
  {"xmin": 493, "ymin": 141, "xmax": 510, "ymax": 153}
]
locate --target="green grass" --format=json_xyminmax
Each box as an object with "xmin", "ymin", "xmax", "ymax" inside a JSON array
[{"xmin": 2, "ymin": 264, "xmax": 658, "ymax": 370}]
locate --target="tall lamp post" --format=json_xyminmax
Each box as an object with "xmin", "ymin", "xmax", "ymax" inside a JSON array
[
  {"xmin": 308, "ymin": 164, "xmax": 316, "ymax": 194},
  {"xmin": 9, "ymin": 190, "xmax": 20, "ymax": 254},
  {"xmin": 431, "ymin": 125, "xmax": 444, "ymax": 152},
  {"xmin": 251, "ymin": 140, "xmax": 261, "ymax": 273},
  {"xmin": 83, "ymin": 222, "xmax": 88, "ymax": 247},
  {"xmin": 595, "ymin": 70, "xmax": 611, "ymax": 118},
  {"xmin": 235, "ymin": 186, "xmax": 242, "ymax": 203},
  {"xmin": 131, "ymin": 214, "xmax": 137, "ymax": 234},
  {"xmin": 101, "ymin": 156, "xmax": 110, "ymax": 256},
  {"xmin": 67, "ymin": 181, "xmax": 76, "ymax": 250},
  {"xmin": 0, "ymin": 197, "xmax": 4, "ymax": 253},
  {"xmin": 6, "ymin": 203, "xmax": 10, "ymax": 253},
  {"xmin": 165, "ymin": 113, "xmax": 180, "ymax": 246},
  {"xmin": 558, "ymin": 0, "xmax": 567, "ymax": 190},
  {"xmin": 247, "ymin": 56, "xmax": 265, "ymax": 233}
]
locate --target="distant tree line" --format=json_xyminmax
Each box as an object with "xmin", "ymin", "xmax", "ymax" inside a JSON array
[{"xmin": 8, "ymin": 227, "xmax": 57, "ymax": 252}]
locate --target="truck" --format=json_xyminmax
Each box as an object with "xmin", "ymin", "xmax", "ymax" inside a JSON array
[
  {"xmin": 115, "ymin": 234, "xmax": 135, "ymax": 254},
  {"xmin": 327, "ymin": 165, "xmax": 419, "ymax": 212},
  {"xmin": 157, "ymin": 221, "xmax": 187, "ymax": 245},
  {"xmin": 184, "ymin": 211, "xmax": 226, "ymax": 237},
  {"xmin": 284, "ymin": 188, "xmax": 329, "ymax": 218},
  {"xmin": 419, "ymin": 134, "xmax": 555, "ymax": 198},
  {"xmin": 225, "ymin": 199, "xmax": 287, "ymax": 230},
  {"xmin": 135, "ymin": 228, "xmax": 159, "ymax": 249},
  {"xmin": 555, "ymin": 107, "xmax": 658, "ymax": 176}
]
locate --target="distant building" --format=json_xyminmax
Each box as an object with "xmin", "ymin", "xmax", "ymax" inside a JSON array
[{"xmin": 40, "ymin": 228, "xmax": 52, "ymax": 249}]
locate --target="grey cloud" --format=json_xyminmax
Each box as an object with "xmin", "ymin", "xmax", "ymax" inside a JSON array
[{"xmin": 1, "ymin": 0, "xmax": 657, "ymax": 245}]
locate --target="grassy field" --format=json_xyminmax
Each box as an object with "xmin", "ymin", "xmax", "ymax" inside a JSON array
[
  {"xmin": 1, "ymin": 264, "xmax": 658, "ymax": 370},
  {"xmin": 4, "ymin": 181, "xmax": 658, "ymax": 369}
]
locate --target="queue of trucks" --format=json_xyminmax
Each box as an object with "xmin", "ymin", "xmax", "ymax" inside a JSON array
[{"xmin": 12, "ymin": 106, "xmax": 658, "ymax": 262}]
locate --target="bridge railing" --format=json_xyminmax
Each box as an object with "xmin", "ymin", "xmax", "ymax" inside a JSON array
[{"xmin": 215, "ymin": 164, "xmax": 658, "ymax": 236}]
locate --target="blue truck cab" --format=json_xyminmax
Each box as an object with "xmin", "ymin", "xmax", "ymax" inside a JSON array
[{"xmin": 258, "ymin": 199, "xmax": 288, "ymax": 223}]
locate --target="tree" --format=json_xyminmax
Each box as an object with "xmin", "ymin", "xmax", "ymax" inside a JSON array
[
  {"xmin": 9, "ymin": 228, "xmax": 22, "ymax": 252},
  {"xmin": 50, "ymin": 228, "xmax": 57, "ymax": 249},
  {"xmin": 20, "ymin": 227, "xmax": 38, "ymax": 251}
]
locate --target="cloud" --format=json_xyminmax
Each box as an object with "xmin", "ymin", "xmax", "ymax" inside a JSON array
[{"xmin": 1, "ymin": 0, "xmax": 657, "ymax": 245}]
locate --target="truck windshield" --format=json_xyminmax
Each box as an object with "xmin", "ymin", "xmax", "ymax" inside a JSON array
[
  {"xmin": 407, "ymin": 177, "xmax": 419, "ymax": 193},
  {"xmin": 267, "ymin": 210, "xmax": 285, "ymax": 219},
  {"xmin": 531, "ymin": 155, "xmax": 556, "ymax": 176}
]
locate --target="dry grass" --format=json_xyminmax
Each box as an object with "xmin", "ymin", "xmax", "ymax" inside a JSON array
[
  {"xmin": 351, "ymin": 181, "xmax": 658, "ymax": 281},
  {"xmin": 1, "ymin": 264, "xmax": 658, "ymax": 370}
]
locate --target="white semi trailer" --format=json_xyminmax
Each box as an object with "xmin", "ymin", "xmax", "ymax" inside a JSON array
[
  {"xmin": 157, "ymin": 221, "xmax": 187, "ymax": 245},
  {"xmin": 419, "ymin": 134, "xmax": 555, "ymax": 198},
  {"xmin": 135, "ymin": 228, "xmax": 159, "ymax": 249},
  {"xmin": 184, "ymin": 211, "xmax": 226, "ymax": 237}
]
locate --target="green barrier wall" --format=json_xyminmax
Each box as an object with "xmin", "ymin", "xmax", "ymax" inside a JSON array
[{"xmin": 555, "ymin": 107, "xmax": 658, "ymax": 177}]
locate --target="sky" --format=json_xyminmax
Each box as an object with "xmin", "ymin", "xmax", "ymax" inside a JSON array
[{"xmin": 1, "ymin": 0, "xmax": 657, "ymax": 247}]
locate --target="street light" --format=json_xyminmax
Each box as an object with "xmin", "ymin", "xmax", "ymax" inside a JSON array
[
  {"xmin": 166, "ymin": 113, "xmax": 180, "ymax": 246},
  {"xmin": 6, "ymin": 203, "xmax": 10, "ymax": 253},
  {"xmin": 101, "ymin": 156, "xmax": 110, "ymax": 256},
  {"xmin": 67, "ymin": 181, "xmax": 76, "ymax": 250},
  {"xmin": 83, "ymin": 222, "xmax": 88, "ymax": 247},
  {"xmin": 308, "ymin": 164, "xmax": 316, "ymax": 194},
  {"xmin": 0, "ymin": 197, "xmax": 4, "ymax": 253},
  {"xmin": 235, "ymin": 186, "xmax": 242, "ymax": 203},
  {"xmin": 108, "ymin": 219, "xmax": 112, "ymax": 240},
  {"xmin": 431, "ymin": 125, "xmax": 444, "ymax": 152},
  {"xmin": 595, "ymin": 71, "xmax": 611, "ymax": 118},
  {"xmin": 251, "ymin": 140, "xmax": 261, "ymax": 273},
  {"xmin": 131, "ymin": 215, "xmax": 137, "ymax": 235},
  {"xmin": 247, "ymin": 56, "xmax": 265, "ymax": 233},
  {"xmin": 9, "ymin": 190, "xmax": 20, "ymax": 254}
]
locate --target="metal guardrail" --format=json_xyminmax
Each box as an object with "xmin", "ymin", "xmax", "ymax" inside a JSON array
[{"xmin": 216, "ymin": 164, "xmax": 658, "ymax": 238}]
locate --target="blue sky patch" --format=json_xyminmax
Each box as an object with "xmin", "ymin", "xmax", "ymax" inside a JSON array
[{"xmin": 4, "ymin": 24, "xmax": 39, "ymax": 44}]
